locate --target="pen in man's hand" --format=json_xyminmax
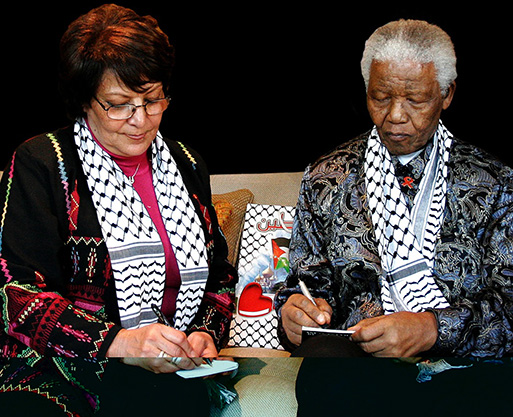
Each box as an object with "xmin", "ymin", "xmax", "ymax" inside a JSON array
[
  {"xmin": 298, "ymin": 279, "xmax": 318, "ymax": 307},
  {"xmin": 298, "ymin": 279, "xmax": 331, "ymax": 329}
]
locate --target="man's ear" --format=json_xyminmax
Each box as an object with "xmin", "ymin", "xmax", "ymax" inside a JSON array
[{"xmin": 442, "ymin": 81, "xmax": 456, "ymax": 110}]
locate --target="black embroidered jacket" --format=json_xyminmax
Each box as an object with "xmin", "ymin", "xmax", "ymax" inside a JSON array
[
  {"xmin": 0, "ymin": 126, "xmax": 237, "ymax": 357},
  {"xmin": 0, "ymin": 126, "xmax": 237, "ymax": 411}
]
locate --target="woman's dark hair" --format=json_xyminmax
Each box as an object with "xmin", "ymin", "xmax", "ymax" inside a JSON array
[{"xmin": 59, "ymin": 4, "xmax": 175, "ymax": 119}]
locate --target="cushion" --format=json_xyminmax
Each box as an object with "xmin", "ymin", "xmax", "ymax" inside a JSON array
[
  {"xmin": 212, "ymin": 189, "xmax": 254, "ymax": 266},
  {"xmin": 210, "ymin": 172, "xmax": 303, "ymax": 207}
]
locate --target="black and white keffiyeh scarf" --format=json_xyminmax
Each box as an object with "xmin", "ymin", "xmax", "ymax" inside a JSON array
[
  {"xmin": 74, "ymin": 119, "xmax": 208, "ymax": 330},
  {"xmin": 365, "ymin": 121, "xmax": 452, "ymax": 314}
]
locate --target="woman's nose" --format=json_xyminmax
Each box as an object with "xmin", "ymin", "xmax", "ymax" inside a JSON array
[{"xmin": 127, "ymin": 105, "xmax": 148, "ymax": 126}]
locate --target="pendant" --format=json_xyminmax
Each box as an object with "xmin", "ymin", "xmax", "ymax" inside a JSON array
[{"xmin": 127, "ymin": 163, "xmax": 140, "ymax": 185}]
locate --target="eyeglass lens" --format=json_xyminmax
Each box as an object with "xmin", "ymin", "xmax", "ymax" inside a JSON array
[{"xmin": 107, "ymin": 98, "xmax": 170, "ymax": 120}]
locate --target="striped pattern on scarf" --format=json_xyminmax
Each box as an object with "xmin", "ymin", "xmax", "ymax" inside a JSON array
[
  {"xmin": 365, "ymin": 121, "xmax": 452, "ymax": 313},
  {"xmin": 74, "ymin": 119, "xmax": 208, "ymax": 330}
]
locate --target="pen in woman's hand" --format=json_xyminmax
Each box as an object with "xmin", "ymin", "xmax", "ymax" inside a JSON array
[
  {"xmin": 151, "ymin": 303, "xmax": 173, "ymax": 327},
  {"xmin": 152, "ymin": 304, "xmax": 213, "ymax": 367}
]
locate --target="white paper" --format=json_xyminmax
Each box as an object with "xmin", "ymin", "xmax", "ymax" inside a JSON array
[
  {"xmin": 302, "ymin": 326, "xmax": 355, "ymax": 335},
  {"xmin": 176, "ymin": 360, "xmax": 239, "ymax": 379}
]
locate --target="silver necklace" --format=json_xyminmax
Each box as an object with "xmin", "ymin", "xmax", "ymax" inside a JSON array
[{"xmin": 127, "ymin": 163, "xmax": 141, "ymax": 185}]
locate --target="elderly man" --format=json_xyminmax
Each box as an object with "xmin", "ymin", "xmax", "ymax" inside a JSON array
[{"xmin": 275, "ymin": 19, "xmax": 512, "ymax": 416}]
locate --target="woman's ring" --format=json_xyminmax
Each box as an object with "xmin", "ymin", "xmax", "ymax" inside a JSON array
[
  {"xmin": 169, "ymin": 357, "xmax": 182, "ymax": 367},
  {"xmin": 158, "ymin": 350, "xmax": 169, "ymax": 358}
]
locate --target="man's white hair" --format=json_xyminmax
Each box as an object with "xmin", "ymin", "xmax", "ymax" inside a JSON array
[{"xmin": 361, "ymin": 19, "xmax": 457, "ymax": 95}]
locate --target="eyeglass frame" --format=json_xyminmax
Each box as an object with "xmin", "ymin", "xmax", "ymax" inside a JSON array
[{"xmin": 93, "ymin": 96, "xmax": 171, "ymax": 120}]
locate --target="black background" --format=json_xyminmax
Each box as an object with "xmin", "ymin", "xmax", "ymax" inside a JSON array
[{"xmin": 2, "ymin": 2, "xmax": 511, "ymax": 173}]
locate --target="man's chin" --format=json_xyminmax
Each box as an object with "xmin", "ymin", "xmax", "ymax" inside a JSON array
[{"xmin": 380, "ymin": 134, "xmax": 425, "ymax": 156}]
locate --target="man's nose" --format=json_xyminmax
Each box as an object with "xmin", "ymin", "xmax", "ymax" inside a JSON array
[{"xmin": 388, "ymin": 99, "xmax": 408, "ymax": 124}]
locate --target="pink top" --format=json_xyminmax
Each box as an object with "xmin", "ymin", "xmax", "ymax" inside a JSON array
[{"xmin": 87, "ymin": 124, "xmax": 180, "ymax": 320}]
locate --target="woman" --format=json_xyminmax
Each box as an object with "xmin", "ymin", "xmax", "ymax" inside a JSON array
[{"xmin": 0, "ymin": 4, "xmax": 236, "ymax": 416}]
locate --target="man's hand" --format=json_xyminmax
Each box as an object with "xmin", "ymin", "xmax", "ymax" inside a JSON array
[
  {"xmin": 281, "ymin": 294, "xmax": 332, "ymax": 346},
  {"xmin": 348, "ymin": 311, "xmax": 438, "ymax": 357}
]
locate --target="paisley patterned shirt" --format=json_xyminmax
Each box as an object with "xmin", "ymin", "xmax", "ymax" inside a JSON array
[{"xmin": 275, "ymin": 132, "xmax": 513, "ymax": 358}]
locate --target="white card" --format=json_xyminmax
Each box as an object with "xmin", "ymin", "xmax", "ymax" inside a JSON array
[
  {"xmin": 176, "ymin": 360, "xmax": 239, "ymax": 379},
  {"xmin": 302, "ymin": 326, "xmax": 355, "ymax": 336}
]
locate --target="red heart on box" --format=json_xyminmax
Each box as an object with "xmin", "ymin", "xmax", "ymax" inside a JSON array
[{"xmin": 238, "ymin": 282, "xmax": 274, "ymax": 318}]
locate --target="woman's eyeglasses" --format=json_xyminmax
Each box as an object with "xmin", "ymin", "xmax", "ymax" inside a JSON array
[{"xmin": 94, "ymin": 96, "xmax": 171, "ymax": 120}]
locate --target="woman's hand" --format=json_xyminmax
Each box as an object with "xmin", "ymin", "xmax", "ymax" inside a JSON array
[
  {"xmin": 188, "ymin": 331, "xmax": 238, "ymax": 377},
  {"xmin": 106, "ymin": 324, "xmax": 203, "ymax": 373},
  {"xmin": 120, "ymin": 356, "xmax": 203, "ymax": 374},
  {"xmin": 187, "ymin": 331, "xmax": 218, "ymax": 359},
  {"xmin": 281, "ymin": 294, "xmax": 332, "ymax": 346}
]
